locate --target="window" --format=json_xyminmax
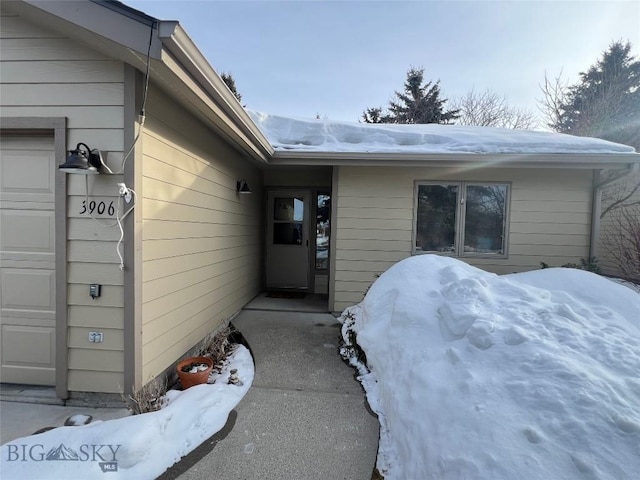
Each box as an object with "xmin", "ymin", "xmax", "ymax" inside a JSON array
[
  {"xmin": 414, "ymin": 182, "xmax": 509, "ymax": 257},
  {"xmin": 315, "ymin": 193, "xmax": 330, "ymax": 270}
]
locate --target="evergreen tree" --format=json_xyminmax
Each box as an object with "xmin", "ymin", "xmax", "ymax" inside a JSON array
[
  {"xmin": 362, "ymin": 107, "xmax": 391, "ymax": 124},
  {"xmin": 545, "ymin": 41, "xmax": 640, "ymax": 148},
  {"xmin": 363, "ymin": 67, "xmax": 459, "ymax": 124},
  {"xmin": 221, "ymin": 72, "xmax": 243, "ymax": 103}
]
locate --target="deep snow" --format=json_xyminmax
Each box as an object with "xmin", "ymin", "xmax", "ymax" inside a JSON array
[
  {"xmin": 248, "ymin": 111, "xmax": 637, "ymax": 154},
  {"xmin": 0, "ymin": 345, "xmax": 254, "ymax": 480},
  {"xmin": 340, "ymin": 255, "xmax": 640, "ymax": 480}
]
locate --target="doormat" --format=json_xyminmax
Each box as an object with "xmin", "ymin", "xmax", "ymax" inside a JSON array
[{"xmin": 266, "ymin": 292, "xmax": 306, "ymax": 299}]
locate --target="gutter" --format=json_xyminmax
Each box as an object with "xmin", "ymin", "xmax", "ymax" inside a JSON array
[
  {"xmin": 271, "ymin": 150, "xmax": 640, "ymax": 169},
  {"xmin": 589, "ymin": 162, "xmax": 640, "ymax": 259},
  {"xmin": 157, "ymin": 21, "xmax": 274, "ymax": 162}
]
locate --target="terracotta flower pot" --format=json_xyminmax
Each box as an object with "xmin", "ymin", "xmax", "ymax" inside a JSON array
[{"xmin": 176, "ymin": 356, "xmax": 213, "ymax": 389}]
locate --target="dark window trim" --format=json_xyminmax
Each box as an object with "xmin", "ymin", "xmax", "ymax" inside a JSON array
[{"xmin": 412, "ymin": 180, "xmax": 511, "ymax": 259}]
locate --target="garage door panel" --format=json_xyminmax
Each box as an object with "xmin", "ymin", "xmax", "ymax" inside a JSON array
[
  {"xmin": 1, "ymin": 210, "xmax": 55, "ymax": 253},
  {"xmin": 0, "ymin": 312, "xmax": 55, "ymax": 325},
  {"xmin": 0, "ymin": 365, "xmax": 55, "ymax": 385},
  {"xmin": 0, "ymin": 260, "xmax": 56, "ymax": 270},
  {"xmin": 0, "ymin": 195, "xmax": 55, "ymax": 206},
  {"xmin": 0, "ymin": 134, "xmax": 56, "ymax": 386},
  {"xmin": 1, "ymin": 268, "xmax": 55, "ymax": 311},
  {"xmin": 0, "ymin": 150, "xmax": 55, "ymax": 194},
  {"xmin": 1, "ymin": 325, "xmax": 55, "ymax": 366}
]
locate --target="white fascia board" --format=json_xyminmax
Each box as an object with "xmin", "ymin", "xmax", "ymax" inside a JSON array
[
  {"xmin": 157, "ymin": 21, "xmax": 274, "ymax": 162},
  {"xmin": 270, "ymin": 151, "xmax": 640, "ymax": 169},
  {"xmin": 20, "ymin": 0, "xmax": 163, "ymax": 59}
]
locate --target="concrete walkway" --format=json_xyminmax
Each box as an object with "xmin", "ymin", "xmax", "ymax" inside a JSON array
[
  {"xmin": 160, "ymin": 309, "xmax": 379, "ymax": 480},
  {"xmin": 0, "ymin": 400, "xmax": 128, "ymax": 444}
]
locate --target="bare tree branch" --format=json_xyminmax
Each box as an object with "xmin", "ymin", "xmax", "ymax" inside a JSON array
[
  {"xmin": 601, "ymin": 202, "xmax": 640, "ymax": 281},
  {"xmin": 536, "ymin": 70, "xmax": 570, "ymax": 130},
  {"xmin": 601, "ymin": 177, "xmax": 640, "ymax": 218},
  {"xmin": 451, "ymin": 88, "xmax": 537, "ymax": 129}
]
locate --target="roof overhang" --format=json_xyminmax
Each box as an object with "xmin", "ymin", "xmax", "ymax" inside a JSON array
[
  {"xmin": 156, "ymin": 21, "xmax": 274, "ymax": 163},
  {"xmin": 6, "ymin": 0, "xmax": 273, "ymax": 164},
  {"xmin": 270, "ymin": 150, "xmax": 640, "ymax": 169},
  {"xmin": 6, "ymin": 1, "xmax": 638, "ymax": 169}
]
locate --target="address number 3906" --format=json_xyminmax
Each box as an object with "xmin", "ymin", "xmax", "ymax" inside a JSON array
[{"xmin": 79, "ymin": 200, "xmax": 115, "ymax": 216}]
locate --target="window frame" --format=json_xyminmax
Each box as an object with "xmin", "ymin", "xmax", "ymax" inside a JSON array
[{"xmin": 412, "ymin": 180, "xmax": 511, "ymax": 258}]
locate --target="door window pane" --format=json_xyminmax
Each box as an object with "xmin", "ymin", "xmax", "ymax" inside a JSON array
[
  {"xmin": 316, "ymin": 194, "xmax": 330, "ymax": 270},
  {"xmin": 274, "ymin": 223, "xmax": 303, "ymax": 245},
  {"xmin": 463, "ymin": 185, "xmax": 507, "ymax": 254},
  {"xmin": 274, "ymin": 197, "xmax": 304, "ymax": 221},
  {"xmin": 273, "ymin": 197, "xmax": 304, "ymax": 245},
  {"xmin": 416, "ymin": 184, "xmax": 458, "ymax": 253}
]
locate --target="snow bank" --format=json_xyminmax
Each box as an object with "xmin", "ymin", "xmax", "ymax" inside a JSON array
[
  {"xmin": 249, "ymin": 111, "xmax": 637, "ymax": 154},
  {"xmin": 341, "ymin": 255, "xmax": 640, "ymax": 480},
  {"xmin": 1, "ymin": 345, "xmax": 254, "ymax": 480}
]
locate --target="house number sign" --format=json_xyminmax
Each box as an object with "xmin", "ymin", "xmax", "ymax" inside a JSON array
[{"xmin": 79, "ymin": 199, "xmax": 116, "ymax": 216}]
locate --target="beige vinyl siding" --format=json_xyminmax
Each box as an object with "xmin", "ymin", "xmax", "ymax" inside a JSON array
[
  {"xmin": 332, "ymin": 166, "xmax": 593, "ymax": 311},
  {"xmin": 0, "ymin": 10, "xmax": 126, "ymax": 392},
  {"xmin": 264, "ymin": 166, "xmax": 332, "ymax": 187},
  {"xmin": 140, "ymin": 84, "xmax": 263, "ymax": 382}
]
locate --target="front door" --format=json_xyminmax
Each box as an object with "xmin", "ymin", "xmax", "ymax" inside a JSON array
[{"xmin": 266, "ymin": 190, "xmax": 310, "ymax": 289}]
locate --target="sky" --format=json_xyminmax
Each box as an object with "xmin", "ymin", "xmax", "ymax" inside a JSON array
[{"xmin": 125, "ymin": 1, "xmax": 640, "ymax": 126}]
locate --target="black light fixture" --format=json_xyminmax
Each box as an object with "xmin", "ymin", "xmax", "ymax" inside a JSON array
[
  {"xmin": 236, "ymin": 179, "xmax": 252, "ymax": 194},
  {"xmin": 59, "ymin": 143, "xmax": 104, "ymax": 174}
]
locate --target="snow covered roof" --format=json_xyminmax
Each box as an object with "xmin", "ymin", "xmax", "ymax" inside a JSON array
[{"xmin": 248, "ymin": 111, "xmax": 637, "ymax": 156}]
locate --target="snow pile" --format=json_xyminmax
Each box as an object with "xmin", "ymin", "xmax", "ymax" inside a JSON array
[
  {"xmin": 340, "ymin": 255, "xmax": 640, "ymax": 480},
  {"xmin": 1, "ymin": 345, "xmax": 254, "ymax": 480},
  {"xmin": 249, "ymin": 111, "xmax": 637, "ymax": 154}
]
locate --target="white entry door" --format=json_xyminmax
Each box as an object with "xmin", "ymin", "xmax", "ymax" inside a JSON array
[
  {"xmin": 266, "ymin": 190, "xmax": 310, "ymax": 289},
  {"xmin": 0, "ymin": 135, "xmax": 57, "ymax": 385}
]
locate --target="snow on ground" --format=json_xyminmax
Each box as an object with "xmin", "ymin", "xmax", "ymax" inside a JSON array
[
  {"xmin": 340, "ymin": 255, "xmax": 640, "ymax": 480},
  {"xmin": 0, "ymin": 345, "xmax": 254, "ymax": 480},
  {"xmin": 248, "ymin": 111, "xmax": 637, "ymax": 154}
]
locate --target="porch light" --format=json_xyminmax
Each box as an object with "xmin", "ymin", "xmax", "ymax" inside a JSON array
[
  {"xmin": 59, "ymin": 143, "xmax": 105, "ymax": 174},
  {"xmin": 236, "ymin": 179, "xmax": 252, "ymax": 194}
]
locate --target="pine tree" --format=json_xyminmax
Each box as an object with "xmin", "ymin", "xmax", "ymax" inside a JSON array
[
  {"xmin": 362, "ymin": 67, "xmax": 459, "ymax": 124},
  {"xmin": 221, "ymin": 72, "xmax": 243, "ymax": 103},
  {"xmin": 547, "ymin": 41, "xmax": 640, "ymax": 149},
  {"xmin": 540, "ymin": 42, "xmax": 640, "ymax": 280}
]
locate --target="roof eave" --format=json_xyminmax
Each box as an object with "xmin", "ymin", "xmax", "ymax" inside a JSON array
[
  {"xmin": 14, "ymin": 1, "xmax": 273, "ymax": 164},
  {"xmin": 17, "ymin": 0, "xmax": 164, "ymax": 58},
  {"xmin": 157, "ymin": 21, "xmax": 274, "ymax": 163},
  {"xmin": 270, "ymin": 150, "xmax": 640, "ymax": 169}
]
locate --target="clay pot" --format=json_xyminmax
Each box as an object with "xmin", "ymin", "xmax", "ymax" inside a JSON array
[{"xmin": 176, "ymin": 356, "xmax": 213, "ymax": 389}]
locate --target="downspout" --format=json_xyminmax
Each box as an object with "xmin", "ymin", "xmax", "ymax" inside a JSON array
[{"xmin": 590, "ymin": 163, "xmax": 640, "ymax": 258}]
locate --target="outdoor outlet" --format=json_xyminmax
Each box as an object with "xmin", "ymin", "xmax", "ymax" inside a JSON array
[
  {"xmin": 88, "ymin": 331, "xmax": 104, "ymax": 343},
  {"xmin": 89, "ymin": 283, "xmax": 101, "ymax": 299},
  {"xmin": 117, "ymin": 183, "xmax": 132, "ymax": 203}
]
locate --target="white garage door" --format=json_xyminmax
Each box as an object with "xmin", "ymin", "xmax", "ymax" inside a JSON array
[{"xmin": 0, "ymin": 135, "xmax": 56, "ymax": 385}]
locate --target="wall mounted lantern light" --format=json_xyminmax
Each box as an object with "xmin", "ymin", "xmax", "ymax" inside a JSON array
[
  {"xmin": 59, "ymin": 143, "xmax": 105, "ymax": 174},
  {"xmin": 236, "ymin": 179, "xmax": 252, "ymax": 194}
]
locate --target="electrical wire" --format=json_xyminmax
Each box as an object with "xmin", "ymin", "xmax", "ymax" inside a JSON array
[
  {"xmin": 79, "ymin": 21, "xmax": 153, "ymax": 268},
  {"xmin": 113, "ymin": 20, "xmax": 154, "ymax": 175},
  {"xmin": 82, "ymin": 176, "xmax": 138, "ymax": 269},
  {"xmin": 116, "ymin": 188, "xmax": 138, "ymax": 270}
]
